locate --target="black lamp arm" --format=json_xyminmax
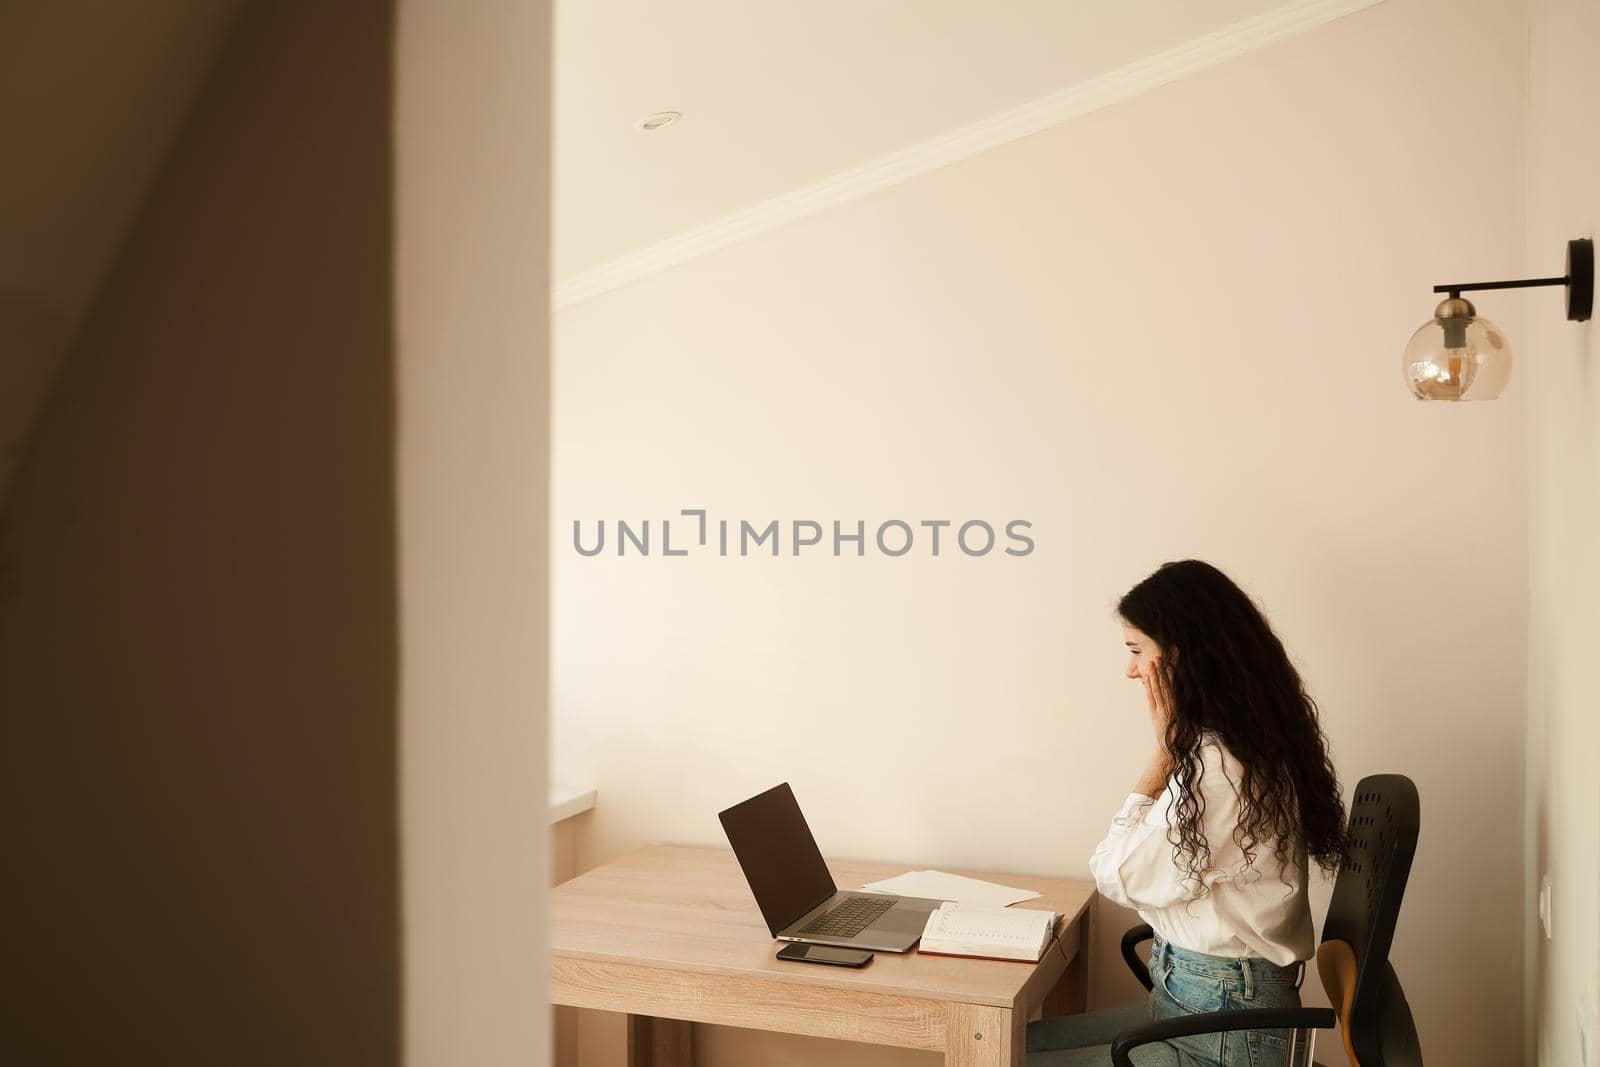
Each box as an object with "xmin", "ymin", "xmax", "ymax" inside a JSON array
[
  {"xmin": 1433, "ymin": 275, "xmax": 1568, "ymax": 297},
  {"xmin": 1429, "ymin": 237, "xmax": 1592, "ymax": 321}
]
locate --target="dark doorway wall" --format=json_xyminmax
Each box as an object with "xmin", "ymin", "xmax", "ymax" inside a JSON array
[{"xmin": 0, "ymin": 2, "xmax": 400, "ymax": 1061}]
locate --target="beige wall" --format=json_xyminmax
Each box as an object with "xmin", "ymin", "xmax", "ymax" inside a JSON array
[
  {"xmin": 551, "ymin": 0, "xmax": 1528, "ymax": 1064},
  {"xmin": 1, "ymin": 2, "xmax": 555, "ymax": 1063},
  {"xmin": 0, "ymin": 3, "xmax": 400, "ymax": 1060},
  {"xmin": 396, "ymin": 0, "xmax": 554, "ymax": 1063},
  {"xmin": 1523, "ymin": 0, "xmax": 1600, "ymax": 1063}
]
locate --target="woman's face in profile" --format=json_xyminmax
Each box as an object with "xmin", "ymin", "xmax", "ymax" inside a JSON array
[{"xmin": 1122, "ymin": 622, "xmax": 1164, "ymax": 681}]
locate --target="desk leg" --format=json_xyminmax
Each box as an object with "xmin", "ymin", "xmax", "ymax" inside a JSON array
[
  {"xmin": 627, "ymin": 1014, "xmax": 692, "ymax": 1067},
  {"xmin": 1043, "ymin": 913, "xmax": 1089, "ymax": 1017},
  {"xmin": 946, "ymin": 1004, "xmax": 1022, "ymax": 1067}
]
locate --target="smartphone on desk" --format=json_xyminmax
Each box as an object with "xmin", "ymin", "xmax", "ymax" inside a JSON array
[{"xmin": 776, "ymin": 943, "xmax": 873, "ymax": 968}]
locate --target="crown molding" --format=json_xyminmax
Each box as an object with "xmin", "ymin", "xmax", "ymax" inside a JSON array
[{"xmin": 554, "ymin": 0, "xmax": 1386, "ymax": 311}]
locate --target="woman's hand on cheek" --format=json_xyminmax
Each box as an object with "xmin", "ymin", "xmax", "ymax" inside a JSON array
[
  {"xmin": 1142, "ymin": 656, "xmax": 1174, "ymax": 744},
  {"xmin": 1133, "ymin": 658, "xmax": 1176, "ymax": 798}
]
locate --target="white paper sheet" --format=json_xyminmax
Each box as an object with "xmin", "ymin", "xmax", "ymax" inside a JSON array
[{"xmin": 855, "ymin": 869, "xmax": 1040, "ymax": 907}]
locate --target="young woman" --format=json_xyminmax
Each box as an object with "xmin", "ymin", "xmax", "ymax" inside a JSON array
[{"xmin": 1027, "ymin": 560, "xmax": 1347, "ymax": 1067}]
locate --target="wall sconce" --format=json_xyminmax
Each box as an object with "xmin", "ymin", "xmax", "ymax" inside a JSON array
[{"xmin": 1403, "ymin": 237, "xmax": 1593, "ymax": 401}]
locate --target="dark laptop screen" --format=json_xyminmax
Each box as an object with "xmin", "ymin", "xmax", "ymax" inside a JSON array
[{"xmin": 718, "ymin": 783, "xmax": 837, "ymax": 936}]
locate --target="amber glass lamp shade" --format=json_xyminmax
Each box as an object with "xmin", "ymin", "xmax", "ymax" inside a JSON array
[{"xmin": 1402, "ymin": 296, "xmax": 1512, "ymax": 401}]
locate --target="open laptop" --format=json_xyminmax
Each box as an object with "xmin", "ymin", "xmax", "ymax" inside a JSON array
[{"xmin": 718, "ymin": 782, "xmax": 945, "ymax": 952}]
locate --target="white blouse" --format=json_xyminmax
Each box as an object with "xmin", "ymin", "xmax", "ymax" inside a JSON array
[{"xmin": 1089, "ymin": 733, "xmax": 1314, "ymax": 966}]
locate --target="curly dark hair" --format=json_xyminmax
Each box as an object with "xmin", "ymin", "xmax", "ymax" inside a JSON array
[{"xmin": 1118, "ymin": 559, "xmax": 1347, "ymax": 889}]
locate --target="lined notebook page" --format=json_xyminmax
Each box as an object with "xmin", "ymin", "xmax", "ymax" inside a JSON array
[{"xmin": 919, "ymin": 902, "xmax": 1058, "ymax": 960}]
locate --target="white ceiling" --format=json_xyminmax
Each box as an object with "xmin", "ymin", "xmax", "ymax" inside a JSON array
[{"xmin": 552, "ymin": 0, "xmax": 1292, "ymax": 285}]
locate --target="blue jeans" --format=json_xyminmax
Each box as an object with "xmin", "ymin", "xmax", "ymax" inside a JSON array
[{"xmin": 1025, "ymin": 937, "xmax": 1305, "ymax": 1067}]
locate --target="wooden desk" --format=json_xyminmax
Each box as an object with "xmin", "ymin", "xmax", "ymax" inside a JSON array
[{"xmin": 551, "ymin": 844, "xmax": 1096, "ymax": 1067}]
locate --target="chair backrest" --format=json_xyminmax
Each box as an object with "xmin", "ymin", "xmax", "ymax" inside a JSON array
[{"xmin": 1317, "ymin": 773, "xmax": 1422, "ymax": 1067}]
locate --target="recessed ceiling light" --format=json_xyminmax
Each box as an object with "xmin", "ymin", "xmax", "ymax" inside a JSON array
[{"xmin": 635, "ymin": 110, "xmax": 682, "ymax": 132}]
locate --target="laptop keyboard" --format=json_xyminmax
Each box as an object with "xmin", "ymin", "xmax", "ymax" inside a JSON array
[{"xmin": 796, "ymin": 895, "xmax": 896, "ymax": 938}]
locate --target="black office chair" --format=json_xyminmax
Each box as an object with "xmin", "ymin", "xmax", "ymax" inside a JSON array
[{"xmin": 1108, "ymin": 774, "xmax": 1421, "ymax": 1067}]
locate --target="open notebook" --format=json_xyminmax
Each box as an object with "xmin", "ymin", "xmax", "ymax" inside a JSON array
[{"xmin": 917, "ymin": 901, "xmax": 1060, "ymax": 963}]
